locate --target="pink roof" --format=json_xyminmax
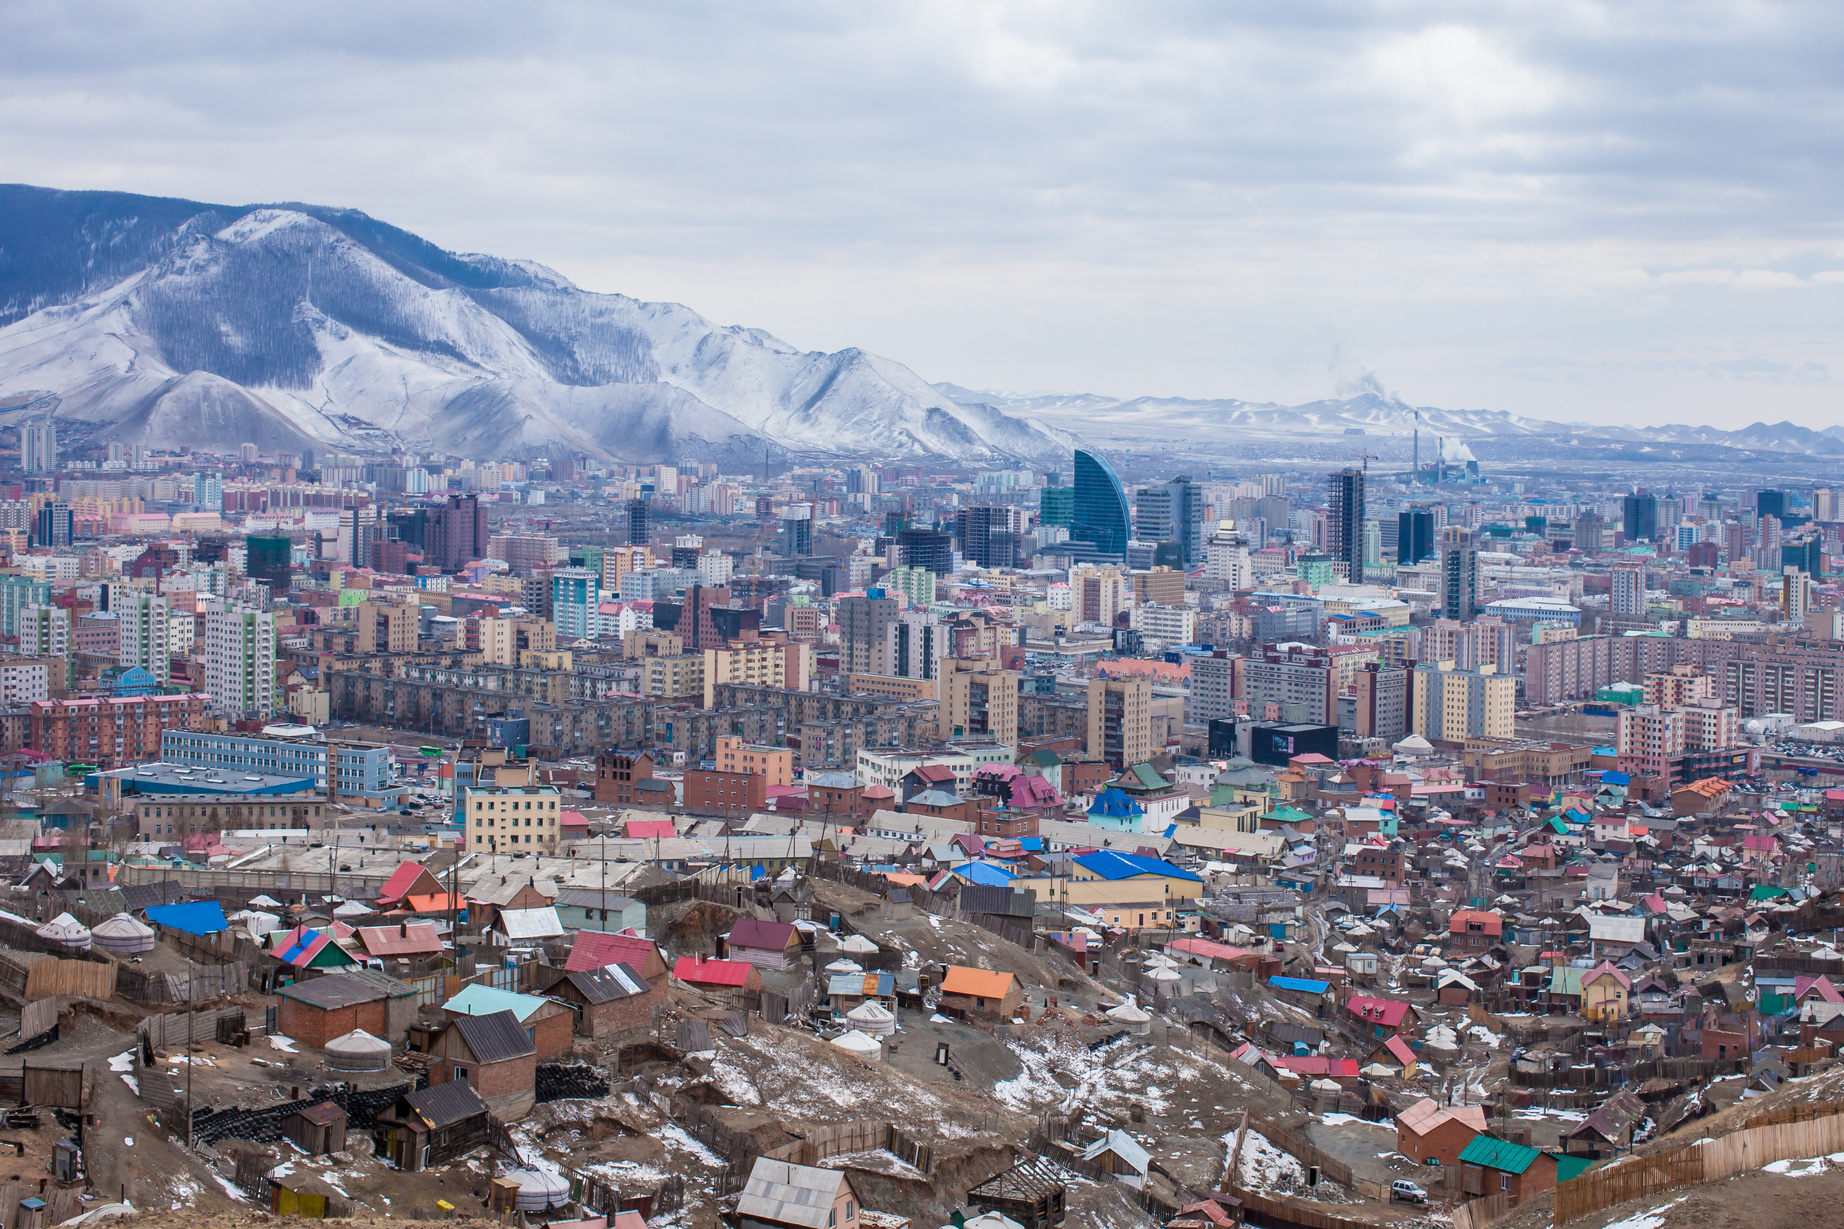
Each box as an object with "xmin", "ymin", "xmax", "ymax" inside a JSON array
[
  {"xmin": 559, "ymin": 809, "xmax": 589, "ymax": 828},
  {"xmin": 624, "ymin": 819, "xmax": 676, "ymax": 839},
  {"xmin": 1585, "ymin": 960, "xmax": 1632, "ymax": 991},
  {"xmin": 1345, "ymin": 996, "xmax": 1415, "ymax": 1027},
  {"xmin": 1796, "ymin": 975, "xmax": 1844, "ymax": 1004},
  {"xmin": 1272, "ymin": 1055, "xmax": 1359, "ymax": 1078},
  {"xmin": 566, "ymin": 930, "xmax": 660, "ymax": 973},
  {"xmin": 1168, "ymin": 936, "xmax": 1254, "ymax": 963},
  {"xmin": 357, "ymin": 922, "xmax": 443, "ymax": 957},
  {"xmin": 1742, "ymin": 833, "xmax": 1778, "ymax": 850},
  {"xmin": 673, "ymin": 955, "xmax": 754, "ymax": 987},
  {"xmin": 1384, "ymin": 1035, "xmax": 1417, "ymax": 1066}
]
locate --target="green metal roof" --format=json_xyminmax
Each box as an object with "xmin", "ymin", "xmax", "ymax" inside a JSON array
[
  {"xmin": 1458, "ymin": 1135, "xmax": 1544, "ymax": 1174},
  {"xmin": 1549, "ymin": 967, "xmax": 1586, "ymax": 996}
]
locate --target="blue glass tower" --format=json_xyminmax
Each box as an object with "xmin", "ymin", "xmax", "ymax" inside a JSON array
[{"xmin": 1071, "ymin": 448, "xmax": 1132, "ymax": 561}]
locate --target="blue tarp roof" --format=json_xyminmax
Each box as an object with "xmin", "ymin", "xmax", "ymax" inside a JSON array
[
  {"xmin": 1268, "ymin": 976, "xmax": 1331, "ymax": 994},
  {"xmin": 1600, "ymin": 771, "xmax": 1631, "ymax": 785},
  {"xmin": 279, "ymin": 929, "xmax": 326, "ymax": 964},
  {"xmin": 954, "ymin": 861, "xmax": 1016, "ymax": 886},
  {"xmin": 1073, "ymin": 850, "xmax": 1202, "ymax": 883},
  {"xmin": 145, "ymin": 900, "xmax": 228, "ymax": 936}
]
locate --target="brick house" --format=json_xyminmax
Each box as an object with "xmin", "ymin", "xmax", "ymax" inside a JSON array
[
  {"xmin": 805, "ymin": 771, "xmax": 868, "ymax": 819},
  {"xmin": 549, "ymin": 963, "xmax": 660, "ymax": 1039},
  {"xmin": 1456, "ymin": 1136, "xmax": 1589, "ymax": 1207},
  {"xmin": 428, "ymin": 1009, "xmax": 538, "ymax": 1121},
  {"xmin": 938, "ymin": 966, "xmax": 1023, "ymax": 1020},
  {"xmin": 440, "ymin": 984, "xmax": 575, "ymax": 1062},
  {"xmin": 682, "ymin": 767, "xmax": 766, "ymax": 818},
  {"xmin": 1396, "ymin": 1098, "xmax": 1486, "ymax": 1166},
  {"xmin": 906, "ymin": 790, "xmax": 977, "ymax": 823},
  {"xmin": 275, "ymin": 969, "xmax": 420, "ymax": 1050},
  {"xmin": 594, "ymin": 750, "xmax": 657, "ymax": 806},
  {"xmin": 1447, "ymin": 909, "xmax": 1503, "ymax": 955}
]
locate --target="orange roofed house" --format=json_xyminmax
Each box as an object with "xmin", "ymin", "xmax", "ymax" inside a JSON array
[
  {"xmin": 938, "ymin": 966, "xmax": 1023, "ymax": 1020},
  {"xmin": 1396, "ymin": 1097, "xmax": 1486, "ymax": 1166}
]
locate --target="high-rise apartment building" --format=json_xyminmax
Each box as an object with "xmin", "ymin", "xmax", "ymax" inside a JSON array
[
  {"xmin": 205, "ymin": 606, "xmax": 276, "ymax": 717},
  {"xmin": 940, "ymin": 657, "xmax": 1019, "ymax": 745},
  {"xmin": 550, "ymin": 567, "xmax": 601, "ymax": 640},
  {"xmin": 479, "ymin": 615, "xmax": 555, "ymax": 665},
  {"xmin": 428, "ymin": 494, "xmax": 488, "ymax": 572},
  {"xmin": 33, "ymin": 503, "xmax": 72, "ymax": 549},
  {"xmin": 1205, "ymin": 521, "xmax": 1252, "ymax": 589},
  {"xmin": 958, "ymin": 505, "xmax": 1019, "ymax": 569},
  {"xmin": 487, "ymin": 532, "xmax": 562, "ymax": 575},
  {"xmin": 1086, "ymin": 675, "xmax": 1152, "ymax": 768},
  {"xmin": 1572, "ymin": 512, "xmax": 1605, "ymax": 555},
  {"xmin": 16, "ymin": 605, "xmax": 69, "ymax": 660},
  {"xmin": 116, "ymin": 592, "xmax": 170, "ymax": 684},
  {"xmin": 837, "ymin": 593, "xmax": 901, "ymax": 677},
  {"xmin": 1411, "ymin": 661, "xmax": 1514, "ymax": 742},
  {"xmin": 1135, "ymin": 476, "xmax": 1204, "ymax": 564},
  {"xmin": 1070, "ymin": 564, "xmax": 1128, "ymax": 626},
  {"xmin": 1610, "ymin": 562, "xmax": 1646, "ymax": 618},
  {"xmin": 20, "ymin": 422, "xmax": 56, "ymax": 475},
  {"xmin": 781, "ymin": 504, "xmax": 814, "ymax": 556}
]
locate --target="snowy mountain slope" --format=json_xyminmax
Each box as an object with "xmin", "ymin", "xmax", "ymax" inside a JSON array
[{"xmin": 0, "ymin": 184, "xmax": 1068, "ymax": 463}]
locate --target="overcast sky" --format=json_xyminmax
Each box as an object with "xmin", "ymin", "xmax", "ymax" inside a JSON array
[{"xmin": 6, "ymin": 1, "xmax": 1843, "ymax": 428}]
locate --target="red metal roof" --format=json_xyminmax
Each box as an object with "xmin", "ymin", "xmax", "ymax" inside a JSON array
[
  {"xmin": 357, "ymin": 921, "xmax": 443, "ymax": 957},
  {"xmin": 566, "ymin": 930, "xmax": 659, "ymax": 973},
  {"xmin": 673, "ymin": 956, "xmax": 754, "ymax": 986}
]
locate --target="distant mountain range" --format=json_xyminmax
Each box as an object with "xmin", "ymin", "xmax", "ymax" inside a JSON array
[
  {"xmin": 936, "ymin": 384, "xmax": 1844, "ymax": 460},
  {"xmin": 0, "ymin": 185, "xmax": 1074, "ymax": 464},
  {"xmin": 2, "ymin": 183, "xmax": 1835, "ymax": 469}
]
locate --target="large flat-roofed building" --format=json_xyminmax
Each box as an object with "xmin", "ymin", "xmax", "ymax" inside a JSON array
[{"xmin": 161, "ymin": 729, "xmax": 401, "ymax": 801}]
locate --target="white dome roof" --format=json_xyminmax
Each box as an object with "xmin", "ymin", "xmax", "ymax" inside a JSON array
[
  {"xmin": 325, "ymin": 1028, "xmax": 393, "ymax": 1056},
  {"xmin": 824, "ymin": 958, "xmax": 863, "ymax": 974},
  {"xmin": 1393, "ymin": 734, "xmax": 1434, "ymax": 754},
  {"xmin": 91, "ymin": 913, "xmax": 154, "ymax": 939},
  {"xmin": 845, "ymin": 1001, "xmax": 893, "ymax": 1023},
  {"xmin": 36, "ymin": 913, "xmax": 90, "ymax": 943},
  {"xmin": 1106, "ymin": 1002, "xmax": 1152, "ymax": 1023},
  {"xmin": 831, "ymin": 1029, "xmax": 882, "ymax": 1055}
]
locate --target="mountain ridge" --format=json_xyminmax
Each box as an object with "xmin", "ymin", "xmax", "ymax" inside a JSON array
[{"xmin": 0, "ymin": 185, "xmax": 1071, "ymax": 464}]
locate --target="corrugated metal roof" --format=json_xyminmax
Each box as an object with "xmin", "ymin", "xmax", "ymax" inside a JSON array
[
  {"xmin": 736, "ymin": 1158, "xmax": 850, "ymax": 1229},
  {"xmin": 444, "ymin": 983, "xmax": 549, "ymax": 1022},
  {"xmin": 404, "ymin": 1080, "xmax": 489, "ymax": 1128},
  {"xmin": 495, "ymin": 906, "xmax": 565, "ymax": 940},
  {"xmin": 565, "ymin": 963, "xmax": 649, "ymax": 1004},
  {"xmin": 448, "ymin": 1010, "xmax": 536, "ymax": 1064},
  {"xmin": 1457, "ymin": 1134, "xmax": 1543, "ymax": 1174}
]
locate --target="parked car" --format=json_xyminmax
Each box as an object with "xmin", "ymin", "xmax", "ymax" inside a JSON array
[{"xmin": 1391, "ymin": 1181, "xmax": 1428, "ymax": 1205}]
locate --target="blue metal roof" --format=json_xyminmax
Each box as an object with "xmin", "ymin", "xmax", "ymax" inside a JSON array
[
  {"xmin": 145, "ymin": 900, "xmax": 228, "ymax": 936},
  {"xmin": 954, "ymin": 861, "xmax": 1016, "ymax": 886},
  {"xmin": 1073, "ymin": 850, "xmax": 1202, "ymax": 883},
  {"xmin": 1087, "ymin": 788, "xmax": 1145, "ymax": 818},
  {"xmin": 1268, "ymin": 976, "xmax": 1331, "ymax": 994}
]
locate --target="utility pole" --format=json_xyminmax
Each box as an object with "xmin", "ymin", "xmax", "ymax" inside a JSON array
[{"xmin": 184, "ymin": 955, "xmax": 194, "ymax": 1148}]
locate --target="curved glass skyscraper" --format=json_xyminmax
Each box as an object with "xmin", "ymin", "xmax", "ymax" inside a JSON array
[{"xmin": 1071, "ymin": 448, "xmax": 1132, "ymax": 561}]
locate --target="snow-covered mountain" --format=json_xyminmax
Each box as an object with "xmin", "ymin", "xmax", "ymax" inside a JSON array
[
  {"xmin": 937, "ymin": 384, "xmax": 1844, "ymax": 458},
  {"xmin": 0, "ymin": 185, "xmax": 1071, "ymax": 464}
]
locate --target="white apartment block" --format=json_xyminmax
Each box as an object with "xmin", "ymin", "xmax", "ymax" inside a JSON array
[{"xmin": 205, "ymin": 606, "xmax": 276, "ymax": 717}]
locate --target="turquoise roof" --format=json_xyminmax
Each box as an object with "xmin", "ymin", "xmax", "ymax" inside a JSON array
[
  {"xmin": 1458, "ymin": 1135, "xmax": 1544, "ymax": 1174},
  {"xmin": 442, "ymin": 983, "xmax": 549, "ymax": 1022}
]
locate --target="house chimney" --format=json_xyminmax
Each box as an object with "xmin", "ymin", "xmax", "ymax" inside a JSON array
[{"xmin": 401, "ymin": 922, "xmax": 408, "ymax": 937}]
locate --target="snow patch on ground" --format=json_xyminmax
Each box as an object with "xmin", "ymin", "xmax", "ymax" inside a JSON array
[
  {"xmin": 108, "ymin": 1051, "xmax": 136, "ymax": 1073},
  {"xmin": 1600, "ymin": 1196, "xmax": 1688, "ymax": 1229},
  {"xmin": 658, "ymin": 1124, "xmax": 724, "ymax": 1168},
  {"xmin": 268, "ymin": 1034, "xmax": 300, "ymax": 1053},
  {"xmin": 1319, "ymin": 1113, "xmax": 1392, "ymax": 1128},
  {"xmin": 210, "ymin": 1173, "xmax": 249, "ymax": 1203},
  {"xmin": 1237, "ymin": 1130, "xmax": 1306, "ymax": 1190},
  {"xmin": 1763, "ymin": 1151, "xmax": 1844, "ymax": 1176}
]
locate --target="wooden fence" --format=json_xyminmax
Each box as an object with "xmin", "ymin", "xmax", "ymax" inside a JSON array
[
  {"xmin": 1554, "ymin": 1101, "xmax": 1844, "ymax": 1224},
  {"xmin": 22, "ymin": 957, "xmax": 114, "ymax": 1000},
  {"xmin": 138, "ymin": 1007, "xmax": 249, "ymax": 1051},
  {"xmin": 1249, "ymin": 1115, "xmax": 1354, "ymax": 1188},
  {"xmin": 1449, "ymin": 1192, "xmax": 1509, "ymax": 1229}
]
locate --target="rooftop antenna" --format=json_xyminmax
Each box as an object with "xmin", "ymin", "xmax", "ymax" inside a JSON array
[{"xmin": 1413, "ymin": 412, "xmax": 1420, "ymax": 485}]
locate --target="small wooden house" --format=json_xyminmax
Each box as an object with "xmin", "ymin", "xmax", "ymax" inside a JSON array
[
  {"xmin": 725, "ymin": 919, "xmax": 802, "ymax": 970},
  {"xmin": 281, "ymin": 1102, "xmax": 348, "ymax": 1156},
  {"xmin": 374, "ymin": 1081, "xmax": 491, "ymax": 1171}
]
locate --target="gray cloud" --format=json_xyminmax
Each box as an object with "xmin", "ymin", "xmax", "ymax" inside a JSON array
[{"xmin": 2, "ymin": 1, "xmax": 1841, "ymax": 427}]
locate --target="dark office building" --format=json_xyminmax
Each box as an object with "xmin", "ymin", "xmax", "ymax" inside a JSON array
[
  {"xmin": 33, "ymin": 502, "xmax": 71, "ymax": 549},
  {"xmin": 1134, "ymin": 475, "xmax": 1205, "ymax": 564},
  {"xmin": 626, "ymin": 498, "xmax": 651, "ymax": 548},
  {"xmin": 958, "ymin": 506, "xmax": 1017, "ymax": 569},
  {"xmin": 1757, "ymin": 489, "xmax": 1787, "ymax": 521},
  {"xmin": 1397, "ymin": 509, "xmax": 1435, "ymax": 565},
  {"xmin": 1622, "ymin": 494, "xmax": 1659, "ymax": 544},
  {"xmin": 1248, "ymin": 722, "xmax": 1338, "ymax": 766},
  {"xmin": 245, "ymin": 534, "xmax": 293, "ymax": 590},
  {"xmin": 1070, "ymin": 448, "xmax": 1131, "ymax": 561},
  {"xmin": 426, "ymin": 494, "xmax": 487, "ymax": 573},
  {"xmin": 794, "ymin": 556, "xmax": 842, "ymax": 596},
  {"xmin": 388, "ymin": 507, "xmax": 429, "ymax": 551},
  {"xmin": 650, "ymin": 584, "xmax": 731, "ymax": 651},
  {"xmin": 896, "ymin": 527, "xmax": 954, "ymax": 575},
  {"xmin": 1328, "ymin": 468, "xmax": 1365, "ymax": 581},
  {"xmin": 882, "ymin": 511, "xmax": 909, "ymax": 537}
]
